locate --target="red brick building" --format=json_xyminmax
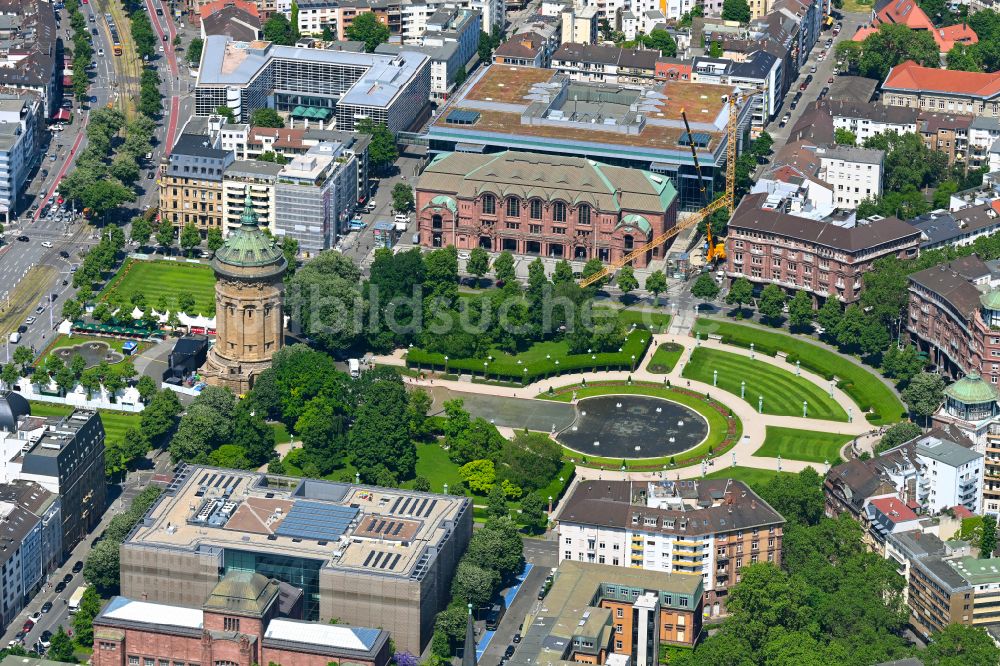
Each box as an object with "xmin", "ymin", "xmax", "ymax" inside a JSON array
[
  {"xmin": 92, "ymin": 572, "xmax": 391, "ymax": 666},
  {"xmin": 724, "ymin": 193, "xmax": 921, "ymax": 302},
  {"xmin": 416, "ymin": 151, "xmax": 679, "ymax": 267}
]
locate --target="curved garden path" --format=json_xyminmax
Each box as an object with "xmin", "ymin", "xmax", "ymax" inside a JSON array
[{"xmin": 372, "ymin": 331, "xmax": 882, "ymax": 481}]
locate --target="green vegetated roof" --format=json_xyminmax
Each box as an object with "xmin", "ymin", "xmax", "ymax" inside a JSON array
[
  {"xmin": 981, "ymin": 290, "xmax": 1000, "ymax": 310},
  {"xmin": 944, "ymin": 372, "xmax": 1000, "ymax": 404},
  {"xmin": 214, "ymin": 194, "xmax": 286, "ymax": 269}
]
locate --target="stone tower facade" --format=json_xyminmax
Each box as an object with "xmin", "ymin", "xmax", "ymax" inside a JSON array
[{"xmin": 201, "ymin": 194, "xmax": 287, "ymax": 394}]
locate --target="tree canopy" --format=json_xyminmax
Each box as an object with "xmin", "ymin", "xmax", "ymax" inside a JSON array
[{"xmin": 346, "ymin": 12, "xmax": 390, "ymax": 52}]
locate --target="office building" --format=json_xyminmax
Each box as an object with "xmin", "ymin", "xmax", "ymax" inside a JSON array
[
  {"xmin": 0, "ymin": 0, "xmax": 58, "ymax": 117},
  {"xmin": 882, "ymin": 60, "xmax": 1000, "ymax": 117},
  {"xmin": 691, "ymin": 51, "xmax": 783, "ymax": 134},
  {"xmin": 119, "ymin": 465, "xmax": 472, "ymax": 653},
  {"xmin": 511, "ymin": 562, "xmax": 703, "ymax": 666},
  {"xmin": 0, "ymin": 393, "xmax": 105, "ymax": 555},
  {"xmin": 195, "ymin": 36, "xmax": 431, "ymax": 134},
  {"xmin": 424, "ymin": 64, "xmax": 754, "ymax": 210},
  {"xmin": 724, "ymin": 193, "xmax": 921, "ymax": 303},
  {"xmin": 0, "ymin": 92, "xmax": 43, "ymax": 222},
  {"xmin": 416, "ymin": 151, "xmax": 678, "ymax": 266},
  {"xmin": 556, "ymin": 479, "xmax": 784, "ymax": 616},
  {"xmin": 160, "ymin": 129, "xmax": 236, "ymax": 232},
  {"xmin": 92, "ymin": 571, "xmax": 391, "ymax": 666}
]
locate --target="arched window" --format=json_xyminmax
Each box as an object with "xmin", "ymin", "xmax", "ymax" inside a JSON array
[
  {"xmin": 553, "ymin": 201, "xmax": 566, "ymax": 222},
  {"xmin": 432, "ymin": 214, "xmax": 442, "ymax": 229},
  {"xmin": 530, "ymin": 199, "xmax": 543, "ymax": 220},
  {"xmin": 506, "ymin": 197, "xmax": 520, "ymax": 218},
  {"xmin": 578, "ymin": 204, "xmax": 591, "ymax": 225},
  {"xmin": 482, "ymin": 194, "xmax": 496, "ymax": 215}
]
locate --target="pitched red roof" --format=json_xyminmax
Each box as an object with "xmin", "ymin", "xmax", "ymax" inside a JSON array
[
  {"xmin": 935, "ymin": 23, "xmax": 978, "ymax": 52},
  {"xmin": 852, "ymin": 26, "xmax": 878, "ymax": 42},
  {"xmin": 199, "ymin": 0, "xmax": 258, "ymax": 19},
  {"xmin": 951, "ymin": 505, "xmax": 975, "ymax": 518},
  {"xmin": 869, "ymin": 496, "xmax": 919, "ymax": 523},
  {"xmin": 876, "ymin": 0, "xmax": 933, "ymax": 30},
  {"xmin": 884, "ymin": 60, "xmax": 1000, "ymax": 99}
]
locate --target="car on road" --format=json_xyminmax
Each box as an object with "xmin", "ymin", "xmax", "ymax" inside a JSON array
[
  {"xmin": 24, "ymin": 317, "xmax": 36, "ymax": 325},
  {"xmin": 39, "ymin": 630, "xmax": 52, "ymax": 648},
  {"xmin": 504, "ymin": 646, "xmax": 516, "ymax": 659},
  {"xmin": 89, "ymin": 95, "xmax": 98, "ymax": 103},
  {"xmin": 29, "ymin": 611, "xmax": 41, "ymax": 621},
  {"xmin": 40, "ymin": 601, "xmax": 52, "ymax": 614},
  {"xmin": 98, "ymin": 48, "xmax": 104, "ymax": 56},
  {"xmin": 147, "ymin": 171, "xmax": 155, "ymax": 179},
  {"xmin": 41, "ymin": 241, "xmax": 52, "ymax": 248},
  {"xmin": 17, "ymin": 325, "xmax": 27, "ymax": 334},
  {"xmin": 59, "ymin": 250, "xmax": 69, "ymax": 258},
  {"xmin": 513, "ymin": 633, "xmax": 521, "ymax": 643},
  {"xmin": 158, "ymin": 45, "xmax": 164, "ymax": 52},
  {"xmin": 16, "ymin": 235, "xmax": 28, "ymax": 242},
  {"xmin": 162, "ymin": 33, "xmax": 168, "ymax": 41},
  {"xmin": 156, "ymin": 6, "xmax": 163, "ymax": 14},
  {"xmin": 49, "ymin": 154, "xmax": 56, "ymax": 161},
  {"xmin": 810, "ymin": 65, "xmax": 817, "ymax": 73},
  {"xmin": 34, "ymin": 306, "xmax": 44, "ymax": 315},
  {"xmin": 789, "ymin": 99, "xmax": 798, "ymax": 110},
  {"xmin": 71, "ymin": 560, "xmax": 84, "ymax": 573},
  {"xmin": 828, "ymin": 76, "xmax": 835, "ymax": 84},
  {"xmin": 819, "ymin": 86, "xmax": 829, "ymax": 98},
  {"xmin": 91, "ymin": 27, "xmax": 98, "ymax": 35},
  {"xmin": 54, "ymin": 581, "xmax": 67, "ymax": 593},
  {"xmin": 62, "ymin": 573, "xmax": 72, "ymax": 584},
  {"xmin": 798, "ymin": 80, "xmax": 808, "ymax": 91},
  {"xmin": 22, "ymin": 620, "xmax": 33, "ymax": 632}
]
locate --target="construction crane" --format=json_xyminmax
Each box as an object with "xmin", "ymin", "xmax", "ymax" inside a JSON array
[
  {"xmin": 680, "ymin": 108, "xmax": 725, "ymax": 265},
  {"xmin": 579, "ymin": 92, "xmax": 742, "ymax": 288}
]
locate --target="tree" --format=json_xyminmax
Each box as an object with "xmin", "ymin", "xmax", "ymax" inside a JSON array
[
  {"xmin": 924, "ymin": 624, "xmax": 1000, "ymax": 665},
  {"xmin": 62, "ymin": 298, "xmax": 84, "ymax": 322},
  {"xmin": 581, "ymin": 258, "xmax": 608, "ymax": 289},
  {"xmin": 752, "ymin": 132, "xmax": 774, "ymax": 160},
  {"xmin": 458, "ymin": 459, "xmax": 497, "ymax": 494},
  {"xmin": 263, "ymin": 14, "xmax": 296, "ymax": 45},
  {"xmin": 131, "ymin": 216, "xmax": 153, "ymax": 248},
  {"xmin": 858, "ymin": 24, "xmax": 939, "ymax": 80},
  {"xmin": 258, "ymin": 150, "xmax": 288, "ymax": 165},
  {"xmin": 519, "ymin": 493, "xmax": 547, "ymax": 532},
  {"xmin": 642, "ymin": 29, "xmax": 677, "ymax": 56},
  {"xmin": 47, "ymin": 626, "xmax": 75, "ymax": 662},
  {"xmin": 875, "ymin": 421, "xmax": 922, "ymax": 454},
  {"xmin": 464, "ymin": 516, "xmax": 524, "ymax": 578},
  {"xmin": 553, "ymin": 259, "xmax": 574, "ymax": 285},
  {"xmin": 486, "ymin": 482, "xmax": 508, "ymax": 519},
  {"xmin": 466, "ymin": 246, "xmax": 489, "ymax": 281},
  {"xmin": 616, "ymin": 265, "xmax": 638, "ymax": 299},
  {"xmin": 286, "ymin": 251, "xmax": 363, "ymax": 353},
  {"xmin": 290, "ymin": 0, "xmax": 301, "ymax": 39},
  {"xmin": 251, "ymin": 108, "xmax": 284, "ymax": 128},
  {"xmin": 787, "ymin": 290, "xmax": 813, "ymax": 332},
  {"xmin": 177, "ymin": 292, "xmax": 196, "ymax": 315},
  {"xmin": 758, "ymin": 284, "xmax": 786, "ymax": 325},
  {"xmin": 187, "ymin": 37, "xmax": 204, "ymax": 66},
  {"xmin": 351, "ymin": 369, "xmax": 415, "ymax": 481},
  {"xmin": 902, "ymin": 372, "xmax": 946, "ymax": 424},
  {"xmin": 392, "ymin": 182, "xmax": 414, "ymax": 213},
  {"xmin": 72, "ymin": 585, "xmax": 102, "ymax": 647},
  {"xmin": 346, "ymin": 12, "xmax": 390, "ymax": 52},
  {"xmin": 180, "ymin": 223, "xmax": 202, "ymax": 256},
  {"xmin": 136, "ymin": 375, "xmax": 157, "ymax": 403},
  {"xmin": 982, "ymin": 515, "xmax": 997, "ymax": 558},
  {"xmin": 208, "ymin": 444, "xmax": 254, "ymax": 470},
  {"xmin": 454, "ymin": 64, "xmax": 467, "ymax": 86},
  {"xmin": 477, "ymin": 30, "xmax": 502, "ymax": 63},
  {"xmin": 110, "ymin": 154, "xmax": 140, "ymax": 184},
  {"xmin": 881, "ymin": 345, "xmax": 925, "ymax": 387},
  {"xmin": 207, "ymin": 227, "xmax": 224, "ymax": 252},
  {"xmin": 933, "ymin": 180, "xmax": 959, "ymax": 209},
  {"xmin": 815, "ymin": 297, "xmax": 841, "ymax": 335},
  {"xmin": 725, "ymin": 277, "xmax": 753, "ymax": 315},
  {"xmin": 214, "ymin": 105, "xmax": 235, "ymax": 123},
  {"xmin": 947, "ymin": 43, "xmax": 981, "ymax": 71},
  {"xmin": 495, "ymin": 431, "xmax": 562, "ymax": 492},
  {"xmin": 84, "ymin": 539, "xmax": 121, "ymax": 596},
  {"xmin": 1, "ymin": 364, "xmax": 18, "ymax": 389},
  {"xmin": 834, "ymin": 128, "xmax": 857, "ymax": 146},
  {"xmin": 640, "ymin": 271, "xmax": 666, "ymax": 306},
  {"xmin": 156, "ymin": 223, "xmax": 175, "ymax": 250},
  {"xmin": 451, "ymin": 560, "xmax": 500, "ymax": 608},
  {"xmin": 13, "ymin": 346, "xmax": 33, "ymax": 369},
  {"xmin": 493, "ymin": 250, "xmax": 515, "ymax": 284},
  {"xmin": 721, "ymin": 0, "xmax": 751, "ymax": 22},
  {"xmin": 355, "ymin": 118, "xmax": 398, "ymax": 174}
]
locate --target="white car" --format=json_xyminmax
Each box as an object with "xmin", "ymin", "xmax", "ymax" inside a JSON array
[
  {"xmin": 41, "ymin": 241, "xmax": 53, "ymax": 248},
  {"xmin": 394, "ymin": 213, "xmax": 409, "ymax": 224}
]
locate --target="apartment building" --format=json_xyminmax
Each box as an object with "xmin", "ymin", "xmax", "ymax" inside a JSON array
[
  {"xmin": 0, "ymin": 393, "xmax": 105, "ymax": 555},
  {"xmin": 882, "ymin": 60, "xmax": 1000, "ymax": 117},
  {"xmin": 863, "ymin": 496, "xmax": 922, "ymax": 554},
  {"xmin": 120, "ymin": 465, "xmax": 472, "ymax": 653},
  {"xmin": 92, "ymin": 572, "xmax": 391, "ymax": 666},
  {"xmin": 621, "ymin": 9, "xmax": 667, "ymax": 40},
  {"xmin": 0, "ymin": 0, "xmax": 58, "ymax": 117},
  {"xmin": 551, "ymin": 43, "xmax": 660, "ymax": 84},
  {"xmin": 911, "ymin": 204, "xmax": 1000, "ymax": 250},
  {"xmin": 416, "ymin": 150, "xmax": 678, "ymax": 267},
  {"xmin": 556, "ymin": 479, "xmax": 784, "ymax": 616},
  {"xmin": 160, "ymin": 132, "xmax": 235, "ymax": 232},
  {"xmin": 560, "ymin": 5, "xmax": 599, "ymax": 43},
  {"xmin": 815, "ymin": 146, "xmax": 884, "ymax": 209},
  {"xmin": 511, "ymin": 562, "xmax": 704, "ymax": 666},
  {"xmin": 829, "ymin": 99, "xmax": 918, "ymax": 145},
  {"xmin": 0, "ymin": 92, "xmax": 43, "ymax": 222},
  {"xmin": 200, "ymin": 0, "xmax": 262, "ymax": 42},
  {"xmin": 691, "ymin": 51, "xmax": 783, "ymax": 133},
  {"xmin": 222, "ymin": 160, "xmax": 283, "ymax": 235},
  {"xmin": 0, "ymin": 481, "xmax": 60, "ymax": 630},
  {"xmin": 969, "ymin": 117, "xmax": 1000, "ymax": 170},
  {"xmin": 195, "ymin": 37, "xmax": 431, "ymax": 134},
  {"xmin": 724, "ymin": 193, "xmax": 921, "ymax": 303},
  {"xmin": 867, "ymin": 0, "xmax": 978, "ymax": 54},
  {"xmin": 493, "ymin": 34, "xmax": 549, "ymax": 67}
]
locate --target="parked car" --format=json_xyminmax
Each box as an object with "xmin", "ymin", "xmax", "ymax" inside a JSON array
[
  {"xmin": 54, "ymin": 581, "xmax": 67, "ymax": 593},
  {"xmin": 29, "ymin": 611, "xmax": 41, "ymax": 621},
  {"xmin": 71, "ymin": 560, "xmax": 83, "ymax": 573},
  {"xmin": 16, "ymin": 235, "xmax": 29, "ymax": 242},
  {"xmin": 62, "ymin": 573, "xmax": 73, "ymax": 584},
  {"xmin": 504, "ymin": 645, "xmax": 516, "ymax": 659},
  {"xmin": 147, "ymin": 171, "xmax": 155, "ymax": 179}
]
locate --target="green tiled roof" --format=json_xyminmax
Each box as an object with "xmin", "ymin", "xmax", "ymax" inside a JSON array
[
  {"xmin": 617, "ymin": 213, "xmax": 652, "ymax": 237},
  {"xmin": 213, "ymin": 194, "xmax": 285, "ymax": 269},
  {"xmin": 944, "ymin": 372, "xmax": 1000, "ymax": 404},
  {"xmin": 425, "ymin": 194, "xmax": 457, "ymax": 214},
  {"xmin": 981, "ymin": 290, "xmax": 1000, "ymax": 310}
]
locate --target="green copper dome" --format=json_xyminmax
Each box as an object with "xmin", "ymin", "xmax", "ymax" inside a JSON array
[
  {"xmin": 982, "ymin": 290, "xmax": 1000, "ymax": 310},
  {"xmin": 213, "ymin": 194, "xmax": 286, "ymax": 269},
  {"xmin": 944, "ymin": 372, "xmax": 1000, "ymax": 405}
]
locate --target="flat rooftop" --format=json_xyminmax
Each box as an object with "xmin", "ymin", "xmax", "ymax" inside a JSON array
[
  {"xmin": 426, "ymin": 64, "xmax": 742, "ymax": 165},
  {"xmin": 125, "ymin": 466, "xmax": 469, "ymax": 581}
]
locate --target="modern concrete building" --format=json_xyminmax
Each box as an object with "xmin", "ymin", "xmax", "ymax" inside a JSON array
[
  {"xmin": 556, "ymin": 479, "xmax": 784, "ymax": 616},
  {"xmin": 691, "ymin": 51, "xmax": 783, "ymax": 135},
  {"xmin": 160, "ymin": 129, "xmax": 236, "ymax": 232},
  {"xmin": 0, "ymin": 92, "xmax": 43, "ymax": 222},
  {"xmin": 815, "ymin": 145, "xmax": 884, "ymax": 210},
  {"xmin": 724, "ymin": 193, "xmax": 921, "ymax": 303},
  {"xmin": 222, "ymin": 159, "xmax": 284, "ymax": 235},
  {"xmin": 195, "ymin": 36, "xmax": 431, "ymax": 133},
  {"xmin": 560, "ymin": 5, "xmax": 599, "ymax": 44},
  {"xmin": 0, "ymin": 394, "xmax": 105, "ymax": 555},
  {"xmin": 424, "ymin": 64, "xmax": 754, "ymax": 210},
  {"xmin": 92, "ymin": 571, "xmax": 392, "ymax": 666},
  {"xmin": 511, "ymin": 561, "xmax": 703, "ymax": 666},
  {"xmin": 120, "ymin": 466, "xmax": 472, "ymax": 653},
  {"xmin": 200, "ymin": 198, "xmax": 286, "ymax": 393},
  {"xmin": 0, "ymin": 0, "xmax": 58, "ymax": 117},
  {"xmin": 416, "ymin": 150, "xmax": 678, "ymax": 266}
]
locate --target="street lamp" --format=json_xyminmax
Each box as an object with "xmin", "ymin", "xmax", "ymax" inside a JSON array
[
  {"xmin": 444, "ymin": 355, "xmax": 448, "ymax": 374},
  {"xmin": 713, "ymin": 369, "xmax": 718, "ymax": 387},
  {"xmin": 758, "ymin": 395, "xmax": 763, "ymax": 414},
  {"xmin": 796, "ymin": 360, "xmax": 801, "ymax": 376},
  {"xmin": 803, "ymin": 400, "xmax": 808, "ymax": 418},
  {"xmin": 750, "ymin": 342, "xmax": 755, "ymax": 359},
  {"xmin": 483, "ymin": 361, "xmax": 488, "ymax": 379},
  {"xmin": 740, "ymin": 380, "xmax": 746, "ymax": 398}
]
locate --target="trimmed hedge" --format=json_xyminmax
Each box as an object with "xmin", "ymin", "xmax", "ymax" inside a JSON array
[{"xmin": 406, "ymin": 329, "xmax": 652, "ymax": 384}]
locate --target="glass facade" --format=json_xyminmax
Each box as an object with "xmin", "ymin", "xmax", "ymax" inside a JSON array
[{"xmin": 223, "ymin": 549, "xmax": 323, "ymax": 620}]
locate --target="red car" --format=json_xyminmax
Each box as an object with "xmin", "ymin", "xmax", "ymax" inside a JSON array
[{"xmin": 828, "ymin": 76, "xmax": 834, "ymax": 84}]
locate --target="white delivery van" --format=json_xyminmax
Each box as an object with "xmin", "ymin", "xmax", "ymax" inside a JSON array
[
  {"xmin": 348, "ymin": 358, "xmax": 361, "ymax": 378},
  {"xmin": 7, "ymin": 332, "xmax": 19, "ymax": 344}
]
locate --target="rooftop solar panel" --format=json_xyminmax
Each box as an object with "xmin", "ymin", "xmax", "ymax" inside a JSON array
[
  {"xmin": 423, "ymin": 499, "xmax": 438, "ymax": 517},
  {"xmin": 679, "ymin": 131, "xmax": 711, "ymax": 148},
  {"xmin": 445, "ymin": 109, "xmax": 480, "ymax": 125},
  {"xmin": 274, "ymin": 501, "xmax": 359, "ymax": 541}
]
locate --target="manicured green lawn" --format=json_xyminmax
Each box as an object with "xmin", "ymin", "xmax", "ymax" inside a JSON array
[
  {"xmin": 408, "ymin": 442, "xmax": 463, "ymax": 493},
  {"xmin": 693, "ymin": 319, "xmax": 905, "ymax": 425},
  {"xmin": 704, "ymin": 465, "xmax": 794, "ymax": 488},
  {"xmin": 681, "ymin": 347, "xmax": 847, "ymax": 421},
  {"xmin": 269, "ymin": 422, "xmax": 293, "ymax": 444},
  {"xmin": 28, "ymin": 401, "xmax": 141, "ymax": 448},
  {"xmin": 647, "ymin": 343, "xmax": 683, "ymax": 374},
  {"xmin": 100, "ymin": 259, "xmax": 216, "ymax": 316},
  {"xmin": 753, "ymin": 426, "xmax": 851, "ymax": 464},
  {"xmin": 49, "ymin": 335, "xmax": 133, "ymax": 353},
  {"xmin": 613, "ymin": 309, "xmax": 671, "ymax": 330}
]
